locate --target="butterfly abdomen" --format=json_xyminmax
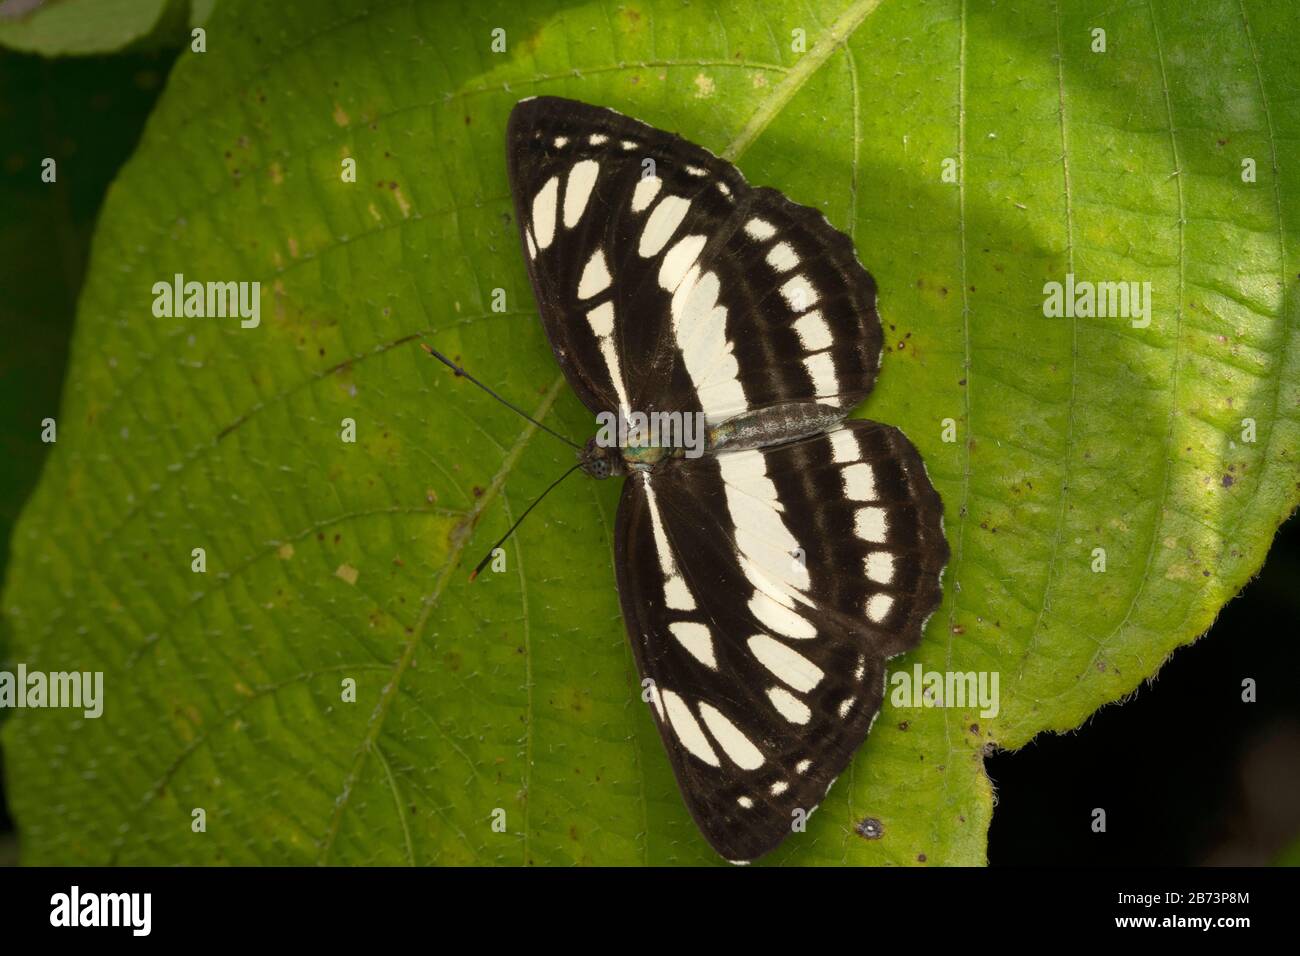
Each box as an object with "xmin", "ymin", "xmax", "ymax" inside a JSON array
[{"xmin": 707, "ymin": 401, "xmax": 846, "ymax": 453}]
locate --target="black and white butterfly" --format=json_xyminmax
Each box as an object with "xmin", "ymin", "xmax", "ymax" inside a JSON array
[{"xmin": 493, "ymin": 96, "xmax": 947, "ymax": 863}]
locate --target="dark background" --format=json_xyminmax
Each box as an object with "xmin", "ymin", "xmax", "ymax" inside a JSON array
[{"xmin": 0, "ymin": 48, "xmax": 1296, "ymax": 868}]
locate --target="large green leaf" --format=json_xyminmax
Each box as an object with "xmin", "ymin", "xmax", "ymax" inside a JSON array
[{"xmin": 3, "ymin": 0, "xmax": 1297, "ymax": 865}]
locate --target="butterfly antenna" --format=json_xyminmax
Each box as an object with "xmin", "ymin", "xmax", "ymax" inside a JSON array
[
  {"xmin": 467, "ymin": 461, "xmax": 583, "ymax": 581},
  {"xmin": 420, "ymin": 343, "xmax": 581, "ymax": 450}
]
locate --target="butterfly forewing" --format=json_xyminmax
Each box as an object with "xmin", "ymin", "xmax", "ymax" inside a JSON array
[
  {"xmin": 614, "ymin": 422, "xmax": 947, "ymax": 861},
  {"xmin": 507, "ymin": 97, "xmax": 882, "ymax": 422},
  {"xmin": 507, "ymin": 96, "xmax": 742, "ymax": 417}
]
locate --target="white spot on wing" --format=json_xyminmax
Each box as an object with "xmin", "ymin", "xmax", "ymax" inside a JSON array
[
  {"xmin": 842, "ymin": 462, "xmax": 877, "ymax": 500},
  {"xmin": 631, "ymin": 175, "xmax": 661, "ymax": 213},
  {"xmin": 793, "ymin": 310, "xmax": 832, "ymax": 351},
  {"xmin": 767, "ymin": 686, "xmax": 811, "ymax": 724},
  {"xmin": 738, "ymin": 555, "xmax": 805, "ymax": 612},
  {"xmin": 781, "ymin": 275, "xmax": 819, "ymax": 310},
  {"xmin": 855, "ymin": 506, "xmax": 889, "ymax": 543},
  {"xmin": 698, "ymin": 703, "xmax": 765, "ymax": 769},
  {"xmin": 643, "ymin": 476, "xmax": 697, "ymax": 611},
  {"xmin": 745, "ymin": 218, "xmax": 776, "ymax": 240},
  {"xmin": 670, "ymin": 266, "xmax": 747, "ymax": 424},
  {"xmin": 598, "ymin": 337, "xmax": 631, "ymax": 413},
  {"xmin": 531, "ymin": 176, "xmax": 559, "ymax": 250},
  {"xmin": 658, "ymin": 234, "xmax": 708, "ymax": 293},
  {"xmin": 588, "ymin": 133, "xmax": 608, "ymax": 145},
  {"xmin": 747, "ymin": 634, "xmax": 823, "ymax": 692},
  {"xmin": 803, "ymin": 350, "xmax": 839, "ymax": 399},
  {"xmin": 664, "ymin": 577, "xmax": 694, "ymax": 610},
  {"xmin": 586, "ymin": 301, "xmax": 615, "ymax": 338},
  {"xmin": 639, "ymin": 195, "xmax": 691, "ymax": 257},
  {"xmin": 749, "ymin": 591, "xmax": 816, "ymax": 640},
  {"xmin": 866, "ymin": 593, "xmax": 894, "ymax": 623},
  {"xmin": 586, "ymin": 302, "xmax": 631, "ymax": 415},
  {"xmin": 662, "ymin": 691, "xmax": 720, "ymax": 767},
  {"xmin": 765, "ymin": 242, "xmax": 798, "ymax": 272},
  {"xmin": 669, "ymin": 622, "xmax": 716, "ymax": 669},
  {"xmin": 865, "ymin": 551, "xmax": 895, "ymax": 585},
  {"xmin": 563, "ymin": 159, "xmax": 600, "ymax": 228},
  {"xmin": 577, "ymin": 248, "xmax": 611, "ymax": 299},
  {"xmin": 717, "ymin": 450, "xmax": 811, "ymax": 602},
  {"xmin": 829, "ymin": 429, "xmax": 858, "ymax": 463}
]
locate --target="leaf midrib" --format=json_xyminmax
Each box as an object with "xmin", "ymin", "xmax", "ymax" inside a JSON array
[{"xmin": 721, "ymin": 0, "xmax": 886, "ymax": 161}]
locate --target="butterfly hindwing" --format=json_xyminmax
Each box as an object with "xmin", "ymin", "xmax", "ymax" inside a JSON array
[
  {"xmin": 614, "ymin": 421, "xmax": 947, "ymax": 861},
  {"xmin": 506, "ymin": 96, "xmax": 882, "ymax": 423}
]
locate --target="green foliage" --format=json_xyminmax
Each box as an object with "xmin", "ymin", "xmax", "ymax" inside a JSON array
[
  {"xmin": 2, "ymin": 0, "xmax": 1297, "ymax": 865},
  {"xmin": 0, "ymin": 0, "xmax": 211, "ymax": 56},
  {"xmin": 0, "ymin": 44, "xmax": 175, "ymax": 830},
  {"xmin": 0, "ymin": 48, "xmax": 173, "ymax": 555}
]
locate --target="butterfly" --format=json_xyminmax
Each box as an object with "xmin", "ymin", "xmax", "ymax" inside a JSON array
[{"xmin": 478, "ymin": 96, "xmax": 947, "ymax": 863}]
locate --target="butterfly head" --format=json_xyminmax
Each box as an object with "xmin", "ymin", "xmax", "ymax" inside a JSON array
[{"xmin": 578, "ymin": 436, "xmax": 624, "ymax": 480}]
